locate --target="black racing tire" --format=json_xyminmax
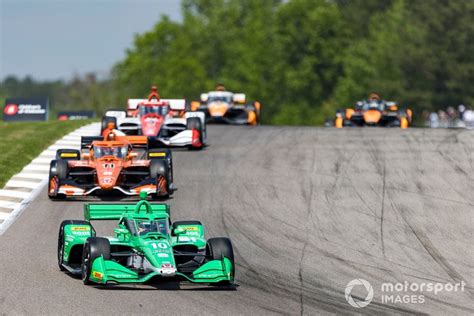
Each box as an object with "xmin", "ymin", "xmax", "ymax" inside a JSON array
[
  {"xmin": 81, "ymin": 237, "xmax": 110, "ymax": 285},
  {"xmin": 101, "ymin": 116, "xmax": 117, "ymax": 134},
  {"xmin": 148, "ymin": 149, "xmax": 173, "ymax": 188},
  {"xmin": 58, "ymin": 220, "xmax": 90, "ymax": 271},
  {"xmin": 48, "ymin": 160, "xmax": 66, "ymax": 200},
  {"xmin": 186, "ymin": 117, "xmax": 203, "ymax": 150},
  {"xmin": 206, "ymin": 237, "xmax": 235, "ymax": 283},
  {"xmin": 149, "ymin": 159, "xmax": 170, "ymax": 198},
  {"xmin": 55, "ymin": 159, "xmax": 69, "ymax": 180}
]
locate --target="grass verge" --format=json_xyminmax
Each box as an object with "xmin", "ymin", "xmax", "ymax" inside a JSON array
[{"xmin": 0, "ymin": 120, "xmax": 93, "ymax": 188}]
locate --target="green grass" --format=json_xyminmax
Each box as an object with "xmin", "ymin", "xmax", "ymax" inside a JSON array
[{"xmin": 0, "ymin": 120, "xmax": 93, "ymax": 188}]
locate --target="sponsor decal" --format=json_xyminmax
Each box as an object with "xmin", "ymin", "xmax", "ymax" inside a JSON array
[
  {"xmin": 72, "ymin": 231, "xmax": 91, "ymax": 236},
  {"xmin": 157, "ymin": 253, "xmax": 169, "ymax": 258},
  {"xmin": 93, "ymin": 271, "xmax": 103, "ymax": 280},
  {"xmin": 71, "ymin": 226, "xmax": 90, "ymax": 231},
  {"xmin": 151, "ymin": 242, "xmax": 168, "ymax": 249},
  {"xmin": 149, "ymin": 152, "xmax": 166, "ymax": 157},
  {"xmin": 60, "ymin": 153, "xmax": 78, "ymax": 158},
  {"xmin": 183, "ymin": 226, "xmax": 198, "ymax": 231}
]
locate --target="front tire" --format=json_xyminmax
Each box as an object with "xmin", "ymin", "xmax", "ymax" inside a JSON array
[
  {"xmin": 48, "ymin": 160, "xmax": 68, "ymax": 200},
  {"xmin": 58, "ymin": 220, "xmax": 90, "ymax": 271},
  {"xmin": 81, "ymin": 237, "xmax": 110, "ymax": 285},
  {"xmin": 206, "ymin": 237, "xmax": 235, "ymax": 283}
]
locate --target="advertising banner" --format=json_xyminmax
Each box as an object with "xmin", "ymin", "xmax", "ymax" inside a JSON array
[{"xmin": 3, "ymin": 97, "xmax": 49, "ymax": 121}]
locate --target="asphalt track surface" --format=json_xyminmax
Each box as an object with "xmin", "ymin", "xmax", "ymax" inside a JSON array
[{"xmin": 0, "ymin": 126, "xmax": 473, "ymax": 315}]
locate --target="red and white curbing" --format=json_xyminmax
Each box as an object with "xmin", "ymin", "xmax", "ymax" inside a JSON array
[{"xmin": 0, "ymin": 123, "xmax": 100, "ymax": 235}]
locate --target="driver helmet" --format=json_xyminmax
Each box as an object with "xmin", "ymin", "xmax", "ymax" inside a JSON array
[
  {"xmin": 368, "ymin": 92, "xmax": 381, "ymax": 101},
  {"xmin": 216, "ymin": 83, "xmax": 226, "ymax": 91},
  {"xmin": 148, "ymin": 85, "xmax": 160, "ymax": 101},
  {"xmin": 138, "ymin": 221, "xmax": 152, "ymax": 234},
  {"xmin": 106, "ymin": 132, "xmax": 116, "ymax": 141}
]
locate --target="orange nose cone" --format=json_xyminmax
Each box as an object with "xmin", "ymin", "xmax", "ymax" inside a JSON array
[
  {"xmin": 363, "ymin": 110, "xmax": 382, "ymax": 123},
  {"xmin": 208, "ymin": 102, "xmax": 228, "ymax": 117}
]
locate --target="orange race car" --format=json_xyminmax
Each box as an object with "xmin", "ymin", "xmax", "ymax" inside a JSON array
[
  {"xmin": 335, "ymin": 93, "xmax": 412, "ymax": 128},
  {"xmin": 48, "ymin": 133, "xmax": 173, "ymax": 200},
  {"xmin": 191, "ymin": 84, "xmax": 261, "ymax": 125}
]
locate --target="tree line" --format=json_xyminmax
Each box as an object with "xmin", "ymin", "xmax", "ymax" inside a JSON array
[{"xmin": 2, "ymin": 0, "xmax": 473, "ymax": 125}]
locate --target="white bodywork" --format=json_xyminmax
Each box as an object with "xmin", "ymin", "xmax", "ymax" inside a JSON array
[{"xmin": 105, "ymin": 99, "xmax": 206, "ymax": 146}]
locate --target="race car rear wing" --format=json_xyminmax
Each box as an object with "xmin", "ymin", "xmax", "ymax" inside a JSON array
[
  {"xmin": 162, "ymin": 99, "xmax": 185, "ymax": 111},
  {"xmin": 81, "ymin": 136, "xmax": 103, "ymax": 149},
  {"xmin": 127, "ymin": 98, "xmax": 186, "ymax": 111},
  {"xmin": 84, "ymin": 202, "xmax": 170, "ymax": 221},
  {"xmin": 81, "ymin": 136, "xmax": 148, "ymax": 150}
]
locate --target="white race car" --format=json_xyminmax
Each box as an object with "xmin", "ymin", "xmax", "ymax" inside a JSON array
[{"xmin": 102, "ymin": 90, "xmax": 206, "ymax": 150}]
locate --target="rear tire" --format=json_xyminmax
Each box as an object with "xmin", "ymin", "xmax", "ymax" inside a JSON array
[
  {"xmin": 206, "ymin": 237, "xmax": 235, "ymax": 283},
  {"xmin": 81, "ymin": 237, "xmax": 110, "ymax": 285},
  {"xmin": 58, "ymin": 220, "xmax": 90, "ymax": 271}
]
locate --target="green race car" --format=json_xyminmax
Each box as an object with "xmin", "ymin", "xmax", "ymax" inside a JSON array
[{"xmin": 57, "ymin": 192, "xmax": 234, "ymax": 286}]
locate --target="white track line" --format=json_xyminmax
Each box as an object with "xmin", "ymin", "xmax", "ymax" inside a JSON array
[
  {"xmin": 0, "ymin": 200, "xmax": 20, "ymax": 209},
  {"xmin": 0, "ymin": 190, "xmax": 31, "ymax": 199},
  {"xmin": 22, "ymin": 164, "xmax": 50, "ymax": 172},
  {"xmin": 12, "ymin": 173, "xmax": 49, "ymax": 180},
  {"xmin": 31, "ymin": 157, "xmax": 54, "ymax": 164},
  {"xmin": 6, "ymin": 180, "xmax": 43, "ymax": 189},
  {"xmin": 0, "ymin": 212, "xmax": 12, "ymax": 220},
  {"xmin": 0, "ymin": 122, "xmax": 100, "ymax": 235}
]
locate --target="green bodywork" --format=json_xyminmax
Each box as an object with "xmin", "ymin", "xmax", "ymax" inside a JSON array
[{"xmin": 60, "ymin": 195, "xmax": 233, "ymax": 285}]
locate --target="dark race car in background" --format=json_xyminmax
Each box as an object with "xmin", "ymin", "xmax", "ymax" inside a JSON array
[
  {"xmin": 335, "ymin": 95, "xmax": 412, "ymax": 128},
  {"xmin": 191, "ymin": 85, "xmax": 261, "ymax": 125}
]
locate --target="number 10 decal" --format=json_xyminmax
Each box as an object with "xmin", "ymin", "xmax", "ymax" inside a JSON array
[{"xmin": 152, "ymin": 242, "xmax": 168, "ymax": 249}]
